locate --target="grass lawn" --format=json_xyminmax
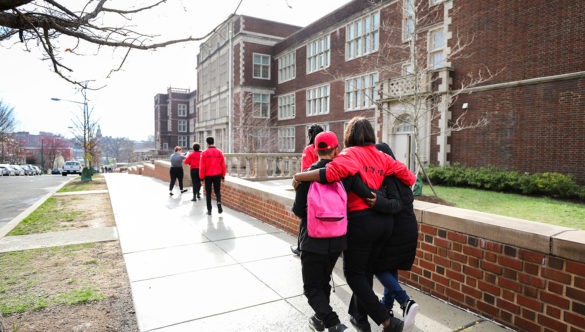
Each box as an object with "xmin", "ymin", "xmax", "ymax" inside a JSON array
[{"xmin": 422, "ymin": 185, "xmax": 585, "ymax": 230}]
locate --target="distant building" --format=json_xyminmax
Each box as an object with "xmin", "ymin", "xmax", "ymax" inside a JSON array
[
  {"xmin": 154, "ymin": 87, "xmax": 197, "ymax": 153},
  {"xmin": 161, "ymin": 0, "xmax": 584, "ymax": 182}
]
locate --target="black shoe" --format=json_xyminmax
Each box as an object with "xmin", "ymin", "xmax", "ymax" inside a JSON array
[
  {"xmin": 181, "ymin": 189, "xmax": 188, "ymax": 193},
  {"xmin": 191, "ymin": 197, "xmax": 197, "ymax": 201},
  {"xmin": 308, "ymin": 315, "xmax": 325, "ymax": 331},
  {"xmin": 327, "ymin": 323, "xmax": 348, "ymax": 332},
  {"xmin": 349, "ymin": 315, "xmax": 371, "ymax": 332},
  {"xmin": 383, "ymin": 317, "xmax": 404, "ymax": 332},
  {"xmin": 217, "ymin": 203, "xmax": 223, "ymax": 214},
  {"xmin": 169, "ymin": 191, "xmax": 173, "ymax": 196},
  {"xmin": 197, "ymin": 193, "xmax": 201, "ymax": 199},
  {"xmin": 290, "ymin": 245, "xmax": 301, "ymax": 256},
  {"xmin": 207, "ymin": 210, "xmax": 211, "ymax": 215}
]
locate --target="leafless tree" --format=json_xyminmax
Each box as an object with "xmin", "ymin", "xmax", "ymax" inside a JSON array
[
  {"xmin": 0, "ymin": 0, "xmax": 242, "ymax": 86},
  {"xmin": 0, "ymin": 100, "xmax": 16, "ymax": 162},
  {"xmin": 102, "ymin": 136, "xmax": 134, "ymax": 163},
  {"xmin": 39, "ymin": 134, "xmax": 70, "ymax": 170}
]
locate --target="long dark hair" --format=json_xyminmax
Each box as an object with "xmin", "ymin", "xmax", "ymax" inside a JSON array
[
  {"xmin": 308, "ymin": 124, "xmax": 324, "ymax": 145},
  {"xmin": 344, "ymin": 116, "xmax": 376, "ymax": 147}
]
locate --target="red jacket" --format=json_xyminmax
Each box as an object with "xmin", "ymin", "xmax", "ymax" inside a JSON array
[
  {"xmin": 324, "ymin": 145, "xmax": 416, "ymax": 212},
  {"xmin": 184, "ymin": 151, "xmax": 201, "ymax": 169},
  {"xmin": 199, "ymin": 146, "xmax": 226, "ymax": 179},
  {"xmin": 301, "ymin": 144, "xmax": 318, "ymax": 170}
]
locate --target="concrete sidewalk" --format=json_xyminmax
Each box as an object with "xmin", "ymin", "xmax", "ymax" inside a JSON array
[{"xmin": 104, "ymin": 173, "xmax": 509, "ymax": 332}]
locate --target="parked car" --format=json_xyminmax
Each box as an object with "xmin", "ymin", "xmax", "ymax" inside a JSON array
[
  {"xmin": 32, "ymin": 165, "xmax": 42, "ymax": 175},
  {"xmin": 11, "ymin": 165, "xmax": 25, "ymax": 176},
  {"xmin": 51, "ymin": 167, "xmax": 63, "ymax": 175},
  {"xmin": 20, "ymin": 164, "xmax": 34, "ymax": 176},
  {"xmin": 62, "ymin": 160, "xmax": 82, "ymax": 176},
  {"xmin": 0, "ymin": 164, "xmax": 12, "ymax": 176}
]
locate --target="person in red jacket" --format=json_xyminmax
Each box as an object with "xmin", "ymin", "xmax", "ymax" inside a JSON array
[
  {"xmin": 199, "ymin": 136, "xmax": 226, "ymax": 215},
  {"xmin": 294, "ymin": 117, "xmax": 416, "ymax": 332},
  {"xmin": 184, "ymin": 142, "xmax": 202, "ymax": 202}
]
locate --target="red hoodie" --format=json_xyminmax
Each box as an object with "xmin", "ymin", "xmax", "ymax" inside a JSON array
[
  {"xmin": 301, "ymin": 144, "xmax": 318, "ymax": 170},
  {"xmin": 324, "ymin": 145, "xmax": 416, "ymax": 212},
  {"xmin": 199, "ymin": 146, "xmax": 226, "ymax": 179},
  {"xmin": 184, "ymin": 151, "xmax": 201, "ymax": 169}
]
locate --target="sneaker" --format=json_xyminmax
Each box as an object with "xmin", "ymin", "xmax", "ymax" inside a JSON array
[
  {"xmin": 383, "ymin": 316, "xmax": 404, "ymax": 332},
  {"xmin": 191, "ymin": 197, "xmax": 197, "ymax": 202},
  {"xmin": 290, "ymin": 245, "xmax": 301, "ymax": 256},
  {"xmin": 402, "ymin": 300, "xmax": 419, "ymax": 332},
  {"xmin": 308, "ymin": 315, "xmax": 325, "ymax": 331},
  {"xmin": 217, "ymin": 203, "xmax": 223, "ymax": 214},
  {"xmin": 169, "ymin": 191, "xmax": 173, "ymax": 196},
  {"xmin": 349, "ymin": 315, "xmax": 371, "ymax": 332},
  {"xmin": 197, "ymin": 193, "xmax": 201, "ymax": 199},
  {"xmin": 327, "ymin": 323, "xmax": 348, "ymax": 331},
  {"xmin": 181, "ymin": 189, "xmax": 188, "ymax": 193}
]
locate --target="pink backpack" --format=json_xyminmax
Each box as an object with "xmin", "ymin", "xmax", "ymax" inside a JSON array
[{"xmin": 307, "ymin": 181, "xmax": 348, "ymax": 238}]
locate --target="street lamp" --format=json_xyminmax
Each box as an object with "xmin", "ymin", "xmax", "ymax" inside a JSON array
[{"xmin": 50, "ymin": 96, "xmax": 89, "ymax": 170}]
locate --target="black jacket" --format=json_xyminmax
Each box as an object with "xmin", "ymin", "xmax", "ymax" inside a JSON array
[
  {"xmin": 371, "ymin": 175, "xmax": 418, "ymax": 271},
  {"xmin": 292, "ymin": 159, "xmax": 373, "ymax": 255}
]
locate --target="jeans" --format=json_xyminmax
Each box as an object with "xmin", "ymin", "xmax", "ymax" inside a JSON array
[
  {"xmin": 204, "ymin": 175, "xmax": 222, "ymax": 212},
  {"xmin": 169, "ymin": 167, "xmax": 184, "ymax": 191},
  {"xmin": 376, "ymin": 270, "xmax": 409, "ymax": 309},
  {"xmin": 190, "ymin": 168, "xmax": 201, "ymax": 196}
]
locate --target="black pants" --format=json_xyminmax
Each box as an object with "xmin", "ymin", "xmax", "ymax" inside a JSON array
[
  {"xmin": 204, "ymin": 175, "xmax": 222, "ymax": 212},
  {"xmin": 301, "ymin": 250, "xmax": 342, "ymax": 328},
  {"xmin": 190, "ymin": 168, "xmax": 201, "ymax": 197},
  {"xmin": 169, "ymin": 167, "xmax": 184, "ymax": 191},
  {"xmin": 344, "ymin": 212, "xmax": 394, "ymax": 326}
]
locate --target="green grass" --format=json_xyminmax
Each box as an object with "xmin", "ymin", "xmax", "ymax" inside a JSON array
[
  {"xmin": 58, "ymin": 175, "xmax": 105, "ymax": 192},
  {"xmin": 7, "ymin": 197, "xmax": 82, "ymax": 236},
  {"xmin": 422, "ymin": 185, "xmax": 585, "ymax": 230}
]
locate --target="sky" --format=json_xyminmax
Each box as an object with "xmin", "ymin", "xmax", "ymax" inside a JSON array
[{"xmin": 0, "ymin": 0, "xmax": 352, "ymax": 141}]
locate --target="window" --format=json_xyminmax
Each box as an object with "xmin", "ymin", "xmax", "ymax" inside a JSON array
[
  {"xmin": 430, "ymin": 0, "xmax": 444, "ymax": 5},
  {"xmin": 167, "ymin": 119, "xmax": 172, "ymax": 131},
  {"xmin": 178, "ymin": 104, "xmax": 187, "ymax": 117},
  {"xmin": 278, "ymin": 51, "xmax": 296, "ymax": 83},
  {"xmin": 429, "ymin": 27, "xmax": 446, "ymax": 69},
  {"xmin": 178, "ymin": 120, "xmax": 187, "ymax": 132},
  {"xmin": 306, "ymin": 85, "xmax": 330, "ymax": 116},
  {"xmin": 402, "ymin": 63, "xmax": 414, "ymax": 75},
  {"xmin": 278, "ymin": 127, "xmax": 296, "ymax": 152},
  {"xmin": 307, "ymin": 35, "xmax": 330, "ymax": 73},
  {"xmin": 253, "ymin": 53, "xmax": 270, "ymax": 79},
  {"xmin": 189, "ymin": 119, "xmax": 195, "ymax": 133},
  {"xmin": 305, "ymin": 123, "xmax": 330, "ymax": 145},
  {"xmin": 346, "ymin": 11, "xmax": 380, "ymax": 60},
  {"xmin": 253, "ymin": 93, "xmax": 270, "ymax": 118},
  {"xmin": 178, "ymin": 135, "xmax": 188, "ymax": 147},
  {"xmin": 403, "ymin": 0, "xmax": 415, "ymax": 41},
  {"xmin": 278, "ymin": 93, "xmax": 296, "ymax": 120},
  {"xmin": 345, "ymin": 73, "xmax": 378, "ymax": 111},
  {"xmin": 253, "ymin": 128, "xmax": 269, "ymax": 152}
]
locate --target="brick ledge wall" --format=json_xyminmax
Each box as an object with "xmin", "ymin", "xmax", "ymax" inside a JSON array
[{"xmin": 129, "ymin": 164, "xmax": 585, "ymax": 332}]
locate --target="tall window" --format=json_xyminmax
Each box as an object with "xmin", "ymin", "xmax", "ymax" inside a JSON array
[
  {"xmin": 345, "ymin": 73, "xmax": 378, "ymax": 111},
  {"xmin": 346, "ymin": 11, "xmax": 380, "ymax": 60},
  {"xmin": 307, "ymin": 35, "xmax": 330, "ymax": 73},
  {"xmin": 178, "ymin": 135, "xmax": 188, "ymax": 147},
  {"xmin": 306, "ymin": 85, "xmax": 330, "ymax": 116},
  {"xmin": 429, "ymin": 27, "xmax": 446, "ymax": 69},
  {"xmin": 403, "ymin": 0, "xmax": 415, "ymax": 41},
  {"xmin": 278, "ymin": 127, "xmax": 295, "ymax": 152},
  {"xmin": 253, "ymin": 54, "xmax": 270, "ymax": 79},
  {"xmin": 278, "ymin": 93, "xmax": 296, "ymax": 120},
  {"xmin": 253, "ymin": 128, "xmax": 269, "ymax": 152},
  {"xmin": 178, "ymin": 120, "xmax": 187, "ymax": 132},
  {"xmin": 178, "ymin": 104, "xmax": 187, "ymax": 117},
  {"xmin": 278, "ymin": 51, "xmax": 296, "ymax": 83},
  {"xmin": 253, "ymin": 93, "xmax": 270, "ymax": 118},
  {"xmin": 189, "ymin": 119, "xmax": 195, "ymax": 133},
  {"xmin": 167, "ymin": 119, "xmax": 172, "ymax": 131}
]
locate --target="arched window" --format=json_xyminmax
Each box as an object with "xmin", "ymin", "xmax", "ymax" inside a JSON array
[{"xmin": 393, "ymin": 114, "xmax": 413, "ymax": 133}]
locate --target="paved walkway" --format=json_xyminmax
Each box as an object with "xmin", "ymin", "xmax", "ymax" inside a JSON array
[{"xmin": 0, "ymin": 173, "xmax": 510, "ymax": 331}]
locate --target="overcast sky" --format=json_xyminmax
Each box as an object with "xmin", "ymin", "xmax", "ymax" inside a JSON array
[{"xmin": 0, "ymin": 0, "xmax": 351, "ymax": 141}]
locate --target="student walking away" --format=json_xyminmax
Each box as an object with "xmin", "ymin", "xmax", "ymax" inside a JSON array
[
  {"xmin": 169, "ymin": 146, "xmax": 188, "ymax": 196},
  {"xmin": 364, "ymin": 143, "xmax": 420, "ymax": 331},
  {"xmin": 294, "ymin": 117, "xmax": 416, "ymax": 332},
  {"xmin": 292, "ymin": 124, "xmax": 325, "ymax": 256},
  {"xmin": 199, "ymin": 136, "xmax": 226, "ymax": 215},
  {"xmin": 184, "ymin": 142, "xmax": 202, "ymax": 201},
  {"xmin": 292, "ymin": 131, "xmax": 375, "ymax": 332}
]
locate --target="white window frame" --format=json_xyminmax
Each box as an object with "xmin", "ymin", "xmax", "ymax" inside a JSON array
[
  {"xmin": 428, "ymin": 27, "xmax": 446, "ymax": 69},
  {"xmin": 402, "ymin": 63, "xmax": 414, "ymax": 75},
  {"xmin": 252, "ymin": 93, "xmax": 270, "ymax": 118},
  {"xmin": 253, "ymin": 53, "xmax": 271, "ymax": 79},
  {"xmin": 306, "ymin": 85, "xmax": 330, "ymax": 116},
  {"xmin": 178, "ymin": 135, "xmax": 188, "ymax": 147},
  {"xmin": 278, "ymin": 93, "xmax": 296, "ymax": 120},
  {"xmin": 346, "ymin": 11, "xmax": 380, "ymax": 60},
  {"xmin": 430, "ymin": 0, "xmax": 444, "ymax": 5},
  {"xmin": 345, "ymin": 73, "xmax": 379, "ymax": 111},
  {"xmin": 307, "ymin": 35, "xmax": 330, "ymax": 73},
  {"xmin": 278, "ymin": 127, "xmax": 296, "ymax": 152},
  {"xmin": 403, "ymin": 0, "xmax": 415, "ymax": 41},
  {"xmin": 178, "ymin": 103, "xmax": 187, "ymax": 117},
  {"xmin": 178, "ymin": 120, "xmax": 188, "ymax": 133},
  {"xmin": 305, "ymin": 123, "xmax": 330, "ymax": 146},
  {"xmin": 167, "ymin": 119, "xmax": 172, "ymax": 131},
  {"xmin": 278, "ymin": 51, "xmax": 296, "ymax": 83}
]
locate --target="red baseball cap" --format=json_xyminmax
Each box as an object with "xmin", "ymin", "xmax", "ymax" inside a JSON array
[{"xmin": 315, "ymin": 131, "xmax": 339, "ymax": 150}]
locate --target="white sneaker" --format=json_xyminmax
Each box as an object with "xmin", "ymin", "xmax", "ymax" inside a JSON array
[{"xmin": 402, "ymin": 300, "xmax": 419, "ymax": 332}]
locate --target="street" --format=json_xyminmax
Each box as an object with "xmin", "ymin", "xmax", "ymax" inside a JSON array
[{"xmin": 0, "ymin": 175, "xmax": 72, "ymax": 229}]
